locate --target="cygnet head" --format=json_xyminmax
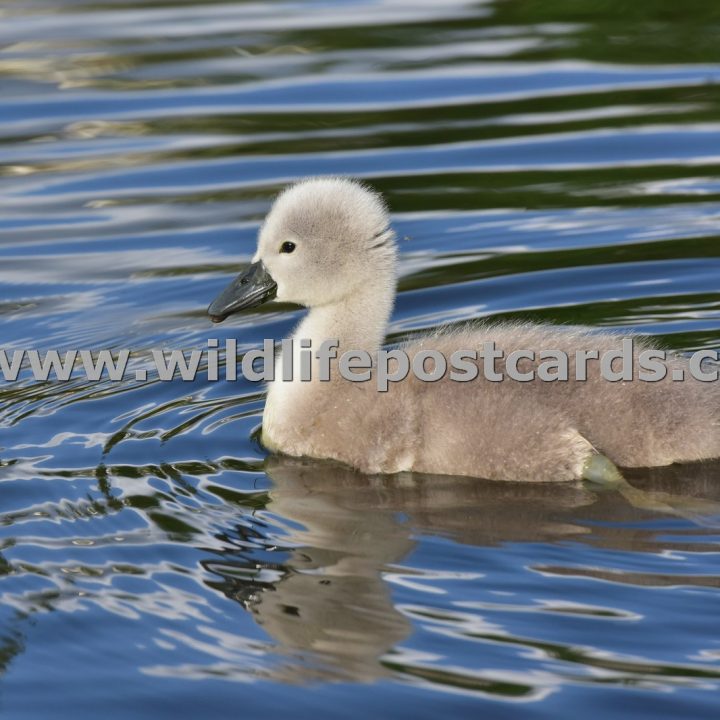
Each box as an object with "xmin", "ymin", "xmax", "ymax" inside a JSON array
[{"xmin": 208, "ymin": 177, "xmax": 396, "ymax": 322}]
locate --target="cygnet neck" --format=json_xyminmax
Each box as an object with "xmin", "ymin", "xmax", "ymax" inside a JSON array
[{"xmin": 292, "ymin": 276, "xmax": 395, "ymax": 354}]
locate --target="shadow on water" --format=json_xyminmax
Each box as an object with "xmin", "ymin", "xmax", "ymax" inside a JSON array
[
  {"xmin": 0, "ymin": 427, "xmax": 719, "ymax": 700},
  {"xmin": 198, "ymin": 454, "xmax": 720, "ymax": 689}
]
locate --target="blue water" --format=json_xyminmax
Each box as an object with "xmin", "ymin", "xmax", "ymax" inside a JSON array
[{"xmin": 1, "ymin": 1, "xmax": 720, "ymax": 717}]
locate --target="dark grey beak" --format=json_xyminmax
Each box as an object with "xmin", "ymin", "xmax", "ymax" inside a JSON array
[{"xmin": 208, "ymin": 261, "xmax": 278, "ymax": 323}]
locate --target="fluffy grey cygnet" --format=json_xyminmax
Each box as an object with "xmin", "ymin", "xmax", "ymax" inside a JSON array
[{"xmin": 208, "ymin": 177, "xmax": 720, "ymax": 482}]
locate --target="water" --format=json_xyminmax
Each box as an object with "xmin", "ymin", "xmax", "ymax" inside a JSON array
[{"xmin": 1, "ymin": 1, "xmax": 720, "ymax": 717}]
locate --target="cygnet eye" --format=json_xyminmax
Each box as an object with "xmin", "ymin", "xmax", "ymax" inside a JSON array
[{"xmin": 280, "ymin": 241, "xmax": 296, "ymax": 254}]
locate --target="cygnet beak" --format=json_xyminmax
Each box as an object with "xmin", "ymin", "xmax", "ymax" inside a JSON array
[{"xmin": 208, "ymin": 261, "xmax": 277, "ymax": 323}]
